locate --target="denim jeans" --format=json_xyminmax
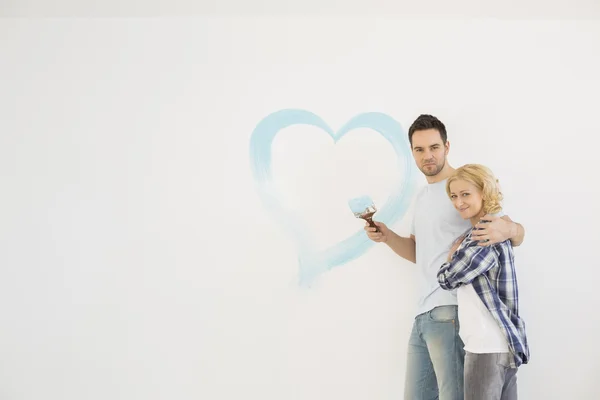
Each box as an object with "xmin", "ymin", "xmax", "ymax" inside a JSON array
[
  {"xmin": 464, "ymin": 352, "xmax": 518, "ymax": 400},
  {"xmin": 404, "ymin": 305, "xmax": 465, "ymax": 400}
]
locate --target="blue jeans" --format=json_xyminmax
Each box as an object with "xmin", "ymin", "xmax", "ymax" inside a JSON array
[{"xmin": 404, "ymin": 305, "xmax": 465, "ymax": 400}]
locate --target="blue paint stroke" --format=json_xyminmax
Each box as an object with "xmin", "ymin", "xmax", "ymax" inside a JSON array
[{"xmin": 249, "ymin": 109, "xmax": 417, "ymax": 287}]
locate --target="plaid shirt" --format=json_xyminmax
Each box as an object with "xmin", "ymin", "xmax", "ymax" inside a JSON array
[{"xmin": 437, "ymin": 228, "xmax": 530, "ymax": 368}]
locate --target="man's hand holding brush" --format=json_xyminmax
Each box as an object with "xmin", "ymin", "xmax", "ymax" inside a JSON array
[
  {"xmin": 364, "ymin": 221, "xmax": 390, "ymax": 243},
  {"xmin": 364, "ymin": 221, "xmax": 416, "ymax": 263}
]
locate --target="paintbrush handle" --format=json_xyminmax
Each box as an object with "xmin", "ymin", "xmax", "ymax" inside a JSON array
[{"xmin": 364, "ymin": 217, "xmax": 380, "ymax": 232}]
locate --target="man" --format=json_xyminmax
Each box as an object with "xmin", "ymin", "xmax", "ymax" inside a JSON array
[{"xmin": 365, "ymin": 114, "xmax": 525, "ymax": 400}]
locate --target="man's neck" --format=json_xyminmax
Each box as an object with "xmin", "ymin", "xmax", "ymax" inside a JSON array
[{"xmin": 426, "ymin": 163, "xmax": 455, "ymax": 184}]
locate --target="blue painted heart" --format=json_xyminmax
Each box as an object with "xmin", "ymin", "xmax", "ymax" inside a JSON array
[{"xmin": 249, "ymin": 109, "xmax": 417, "ymax": 287}]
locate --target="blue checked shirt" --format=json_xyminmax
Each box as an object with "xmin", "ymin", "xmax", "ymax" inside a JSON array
[{"xmin": 437, "ymin": 227, "xmax": 530, "ymax": 368}]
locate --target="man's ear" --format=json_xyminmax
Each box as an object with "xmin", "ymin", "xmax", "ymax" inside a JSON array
[{"xmin": 445, "ymin": 140, "xmax": 450, "ymax": 156}]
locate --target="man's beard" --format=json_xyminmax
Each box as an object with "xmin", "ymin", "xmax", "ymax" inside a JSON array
[{"xmin": 421, "ymin": 158, "xmax": 446, "ymax": 176}]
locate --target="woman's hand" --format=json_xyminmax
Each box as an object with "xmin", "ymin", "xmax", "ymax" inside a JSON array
[{"xmin": 447, "ymin": 235, "xmax": 465, "ymax": 261}]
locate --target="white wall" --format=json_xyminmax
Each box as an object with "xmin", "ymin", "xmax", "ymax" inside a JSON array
[
  {"xmin": 1, "ymin": 17, "xmax": 599, "ymax": 400},
  {"xmin": 2, "ymin": 0, "xmax": 600, "ymax": 17}
]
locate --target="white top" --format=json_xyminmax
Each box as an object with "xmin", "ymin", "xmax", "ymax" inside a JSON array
[
  {"xmin": 457, "ymin": 285, "xmax": 509, "ymax": 353},
  {"xmin": 411, "ymin": 179, "xmax": 471, "ymax": 316}
]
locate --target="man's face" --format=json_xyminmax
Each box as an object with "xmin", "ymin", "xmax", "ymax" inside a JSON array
[{"xmin": 411, "ymin": 129, "xmax": 449, "ymax": 177}]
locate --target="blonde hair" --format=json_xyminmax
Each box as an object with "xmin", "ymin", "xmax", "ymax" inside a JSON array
[{"xmin": 446, "ymin": 164, "xmax": 503, "ymax": 214}]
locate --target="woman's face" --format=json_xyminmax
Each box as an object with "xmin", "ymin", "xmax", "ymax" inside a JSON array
[{"xmin": 449, "ymin": 179, "xmax": 484, "ymax": 221}]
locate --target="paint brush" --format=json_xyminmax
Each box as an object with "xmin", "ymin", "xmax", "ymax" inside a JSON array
[{"xmin": 348, "ymin": 195, "xmax": 380, "ymax": 232}]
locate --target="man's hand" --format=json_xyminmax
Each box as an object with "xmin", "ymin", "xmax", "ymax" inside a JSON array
[
  {"xmin": 473, "ymin": 214, "xmax": 517, "ymax": 246},
  {"xmin": 364, "ymin": 221, "xmax": 390, "ymax": 243}
]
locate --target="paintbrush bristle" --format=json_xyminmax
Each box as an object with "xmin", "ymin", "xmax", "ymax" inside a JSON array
[{"xmin": 348, "ymin": 195, "xmax": 377, "ymax": 217}]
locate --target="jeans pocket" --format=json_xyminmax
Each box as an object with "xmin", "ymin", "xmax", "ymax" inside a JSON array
[{"xmin": 427, "ymin": 305, "xmax": 457, "ymax": 323}]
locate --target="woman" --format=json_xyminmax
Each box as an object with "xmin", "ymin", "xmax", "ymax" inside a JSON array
[{"xmin": 436, "ymin": 164, "xmax": 530, "ymax": 400}]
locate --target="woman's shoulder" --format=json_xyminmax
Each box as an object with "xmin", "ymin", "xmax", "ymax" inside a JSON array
[{"xmin": 491, "ymin": 238, "xmax": 514, "ymax": 258}]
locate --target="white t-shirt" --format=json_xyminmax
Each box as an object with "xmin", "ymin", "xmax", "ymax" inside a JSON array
[
  {"xmin": 457, "ymin": 284, "xmax": 509, "ymax": 353},
  {"xmin": 411, "ymin": 179, "xmax": 471, "ymax": 316}
]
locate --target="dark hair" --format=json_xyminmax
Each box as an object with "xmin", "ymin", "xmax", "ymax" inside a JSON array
[{"xmin": 408, "ymin": 114, "xmax": 447, "ymax": 146}]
